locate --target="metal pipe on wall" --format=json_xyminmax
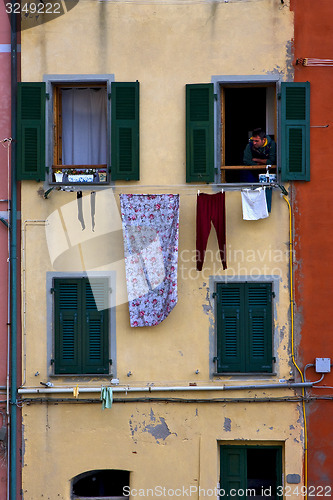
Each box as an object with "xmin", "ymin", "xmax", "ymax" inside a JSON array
[{"xmin": 9, "ymin": 5, "xmax": 18, "ymax": 499}]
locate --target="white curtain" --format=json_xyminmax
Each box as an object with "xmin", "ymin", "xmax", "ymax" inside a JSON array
[{"xmin": 62, "ymin": 88, "xmax": 107, "ymax": 166}]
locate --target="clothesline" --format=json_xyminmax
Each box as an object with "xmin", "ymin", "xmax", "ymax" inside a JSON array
[{"xmin": 103, "ymin": 182, "xmax": 282, "ymax": 192}]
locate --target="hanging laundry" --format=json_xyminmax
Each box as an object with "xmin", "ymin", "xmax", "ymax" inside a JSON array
[
  {"xmin": 196, "ymin": 191, "xmax": 227, "ymax": 271},
  {"xmin": 241, "ymin": 187, "xmax": 269, "ymax": 220},
  {"xmin": 76, "ymin": 191, "xmax": 97, "ymax": 231},
  {"xmin": 100, "ymin": 386, "xmax": 113, "ymax": 410},
  {"xmin": 259, "ymin": 173, "xmax": 276, "ymax": 213},
  {"xmin": 77, "ymin": 191, "xmax": 85, "ymax": 230},
  {"xmin": 91, "ymin": 191, "xmax": 96, "ymax": 231},
  {"xmin": 120, "ymin": 194, "xmax": 179, "ymax": 327}
]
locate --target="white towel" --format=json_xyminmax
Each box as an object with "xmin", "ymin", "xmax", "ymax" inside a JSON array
[{"xmin": 241, "ymin": 188, "xmax": 269, "ymax": 220}]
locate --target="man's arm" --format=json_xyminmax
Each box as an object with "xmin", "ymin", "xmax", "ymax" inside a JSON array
[
  {"xmin": 243, "ymin": 144, "xmax": 257, "ymax": 166},
  {"xmin": 267, "ymin": 140, "xmax": 277, "ymax": 165}
]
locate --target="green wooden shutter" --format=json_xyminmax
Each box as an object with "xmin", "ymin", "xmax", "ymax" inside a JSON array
[
  {"xmin": 111, "ymin": 81, "xmax": 139, "ymax": 181},
  {"xmin": 54, "ymin": 278, "xmax": 109, "ymax": 375},
  {"xmin": 281, "ymin": 82, "xmax": 310, "ymax": 181},
  {"xmin": 186, "ymin": 84, "xmax": 214, "ymax": 183},
  {"xmin": 220, "ymin": 446, "xmax": 247, "ymax": 499},
  {"xmin": 54, "ymin": 279, "xmax": 81, "ymax": 374},
  {"xmin": 17, "ymin": 82, "xmax": 46, "ymax": 181},
  {"xmin": 82, "ymin": 279, "xmax": 109, "ymax": 374},
  {"xmin": 216, "ymin": 283, "xmax": 244, "ymax": 372},
  {"xmin": 245, "ymin": 283, "xmax": 272, "ymax": 372}
]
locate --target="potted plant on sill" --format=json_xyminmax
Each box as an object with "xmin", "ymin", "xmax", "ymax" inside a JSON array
[
  {"xmin": 67, "ymin": 168, "xmax": 94, "ymax": 183},
  {"xmin": 54, "ymin": 169, "xmax": 63, "ymax": 182}
]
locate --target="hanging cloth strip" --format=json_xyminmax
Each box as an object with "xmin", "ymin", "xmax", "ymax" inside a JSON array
[
  {"xmin": 100, "ymin": 386, "xmax": 113, "ymax": 410},
  {"xmin": 196, "ymin": 191, "xmax": 227, "ymax": 271},
  {"xmin": 120, "ymin": 194, "xmax": 179, "ymax": 327},
  {"xmin": 241, "ymin": 187, "xmax": 269, "ymax": 220},
  {"xmin": 77, "ymin": 191, "xmax": 85, "ymax": 230}
]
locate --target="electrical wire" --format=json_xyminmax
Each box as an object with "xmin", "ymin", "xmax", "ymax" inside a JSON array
[{"xmin": 283, "ymin": 195, "xmax": 308, "ymax": 500}]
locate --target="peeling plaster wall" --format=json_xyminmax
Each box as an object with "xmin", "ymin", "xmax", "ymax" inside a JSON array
[{"xmin": 22, "ymin": 402, "xmax": 303, "ymax": 499}]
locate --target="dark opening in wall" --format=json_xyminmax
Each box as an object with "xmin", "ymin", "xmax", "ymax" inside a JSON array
[{"xmin": 72, "ymin": 469, "xmax": 129, "ymax": 498}]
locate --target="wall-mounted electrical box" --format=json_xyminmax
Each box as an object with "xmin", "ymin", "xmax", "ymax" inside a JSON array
[{"xmin": 315, "ymin": 358, "xmax": 331, "ymax": 373}]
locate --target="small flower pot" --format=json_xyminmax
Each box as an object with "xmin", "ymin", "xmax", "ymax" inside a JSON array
[{"xmin": 54, "ymin": 173, "xmax": 63, "ymax": 182}]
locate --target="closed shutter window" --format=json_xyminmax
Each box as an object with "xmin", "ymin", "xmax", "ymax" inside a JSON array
[
  {"xmin": 216, "ymin": 282, "xmax": 273, "ymax": 373},
  {"xmin": 54, "ymin": 278, "xmax": 109, "ymax": 375}
]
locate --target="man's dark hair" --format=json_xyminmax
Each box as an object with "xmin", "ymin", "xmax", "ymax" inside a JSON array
[{"xmin": 252, "ymin": 128, "xmax": 266, "ymax": 139}]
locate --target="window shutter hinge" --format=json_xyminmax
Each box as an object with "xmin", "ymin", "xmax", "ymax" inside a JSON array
[
  {"xmin": 214, "ymin": 93, "xmax": 218, "ymax": 101},
  {"xmin": 108, "ymin": 166, "xmax": 111, "ymax": 173},
  {"xmin": 212, "ymin": 292, "xmax": 217, "ymax": 299},
  {"xmin": 277, "ymin": 92, "xmax": 281, "ymax": 100},
  {"xmin": 50, "ymin": 287, "xmax": 55, "ymax": 294},
  {"xmin": 213, "ymin": 356, "xmax": 219, "ymax": 363},
  {"xmin": 272, "ymin": 357, "xmax": 276, "ymax": 363},
  {"xmin": 109, "ymin": 359, "xmax": 113, "ymax": 365},
  {"xmin": 271, "ymin": 291, "xmax": 276, "ymax": 298},
  {"xmin": 108, "ymin": 93, "xmax": 112, "ymax": 100},
  {"xmin": 46, "ymin": 93, "xmax": 50, "ymax": 100},
  {"xmin": 45, "ymin": 166, "xmax": 49, "ymax": 174},
  {"xmin": 50, "ymin": 359, "xmax": 55, "ymax": 365}
]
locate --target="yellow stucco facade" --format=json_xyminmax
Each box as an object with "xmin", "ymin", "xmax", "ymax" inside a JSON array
[{"xmin": 18, "ymin": 1, "xmax": 305, "ymax": 498}]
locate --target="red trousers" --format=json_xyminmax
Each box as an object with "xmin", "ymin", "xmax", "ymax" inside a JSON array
[{"xmin": 196, "ymin": 192, "xmax": 227, "ymax": 271}]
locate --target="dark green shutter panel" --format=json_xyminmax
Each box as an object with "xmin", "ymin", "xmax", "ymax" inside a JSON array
[
  {"xmin": 281, "ymin": 82, "xmax": 310, "ymax": 181},
  {"xmin": 82, "ymin": 279, "xmax": 109, "ymax": 374},
  {"xmin": 216, "ymin": 284, "xmax": 244, "ymax": 372},
  {"xmin": 54, "ymin": 279, "xmax": 81, "ymax": 374},
  {"xmin": 246, "ymin": 283, "xmax": 272, "ymax": 372},
  {"xmin": 17, "ymin": 82, "xmax": 46, "ymax": 181},
  {"xmin": 54, "ymin": 278, "xmax": 109, "ymax": 375},
  {"xmin": 216, "ymin": 282, "xmax": 272, "ymax": 373},
  {"xmin": 186, "ymin": 84, "xmax": 214, "ymax": 183},
  {"xmin": 111, "ymin": 82, "xmax": 139, "ymax": 181},
  {"xmin": 220, "ymin": 446, "xmax": 247, "ymax": 498}
]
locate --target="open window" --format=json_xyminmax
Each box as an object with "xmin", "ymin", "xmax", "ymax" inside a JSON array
[
  {"xmin": 17, "ymin": 79, "xmax": 140, "ymax": 184},
  {"xmin": 220, "ymin": 83, "xmax": 277, "ymax": 183},
  {"xmin": 220, "ymin": 445, "xmax": 282, "ymax": 499},
  {"xmin": 52, "ymin": 83, "xmax": 108, "ymax": 183},
  {"xmin": 185, "ymin": 80, "xmax": 310, "ymax": 184}
]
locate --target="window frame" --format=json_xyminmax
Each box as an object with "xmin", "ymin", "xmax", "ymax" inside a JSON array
[
  {"xmin": 210, "ymin": 276, "xmax": 279, "ymax": 377},
  {"xmin": 219, "ymin": 444, "xmax": 283, "ymax": 498},
  {"xmin": 46, "ymin": 272, "xmax": 116, "ymax": 378},
  {"xmin": 212, "ymin": 75, "xmax": 281, "ymax": 184},
  {"xmin": 52, "ymin": 81, "xmax": 108, "ymax": 172},
  {"xmin": 44, "ymin": 74, "xmax": 114, "ymax": 186}
]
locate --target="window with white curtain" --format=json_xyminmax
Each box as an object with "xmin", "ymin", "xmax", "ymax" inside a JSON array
[
  {"xmin": 52, "ymin": 83, "xmax": 108, "ymax": 182},
  {"xmin": 61, "ymin": 87, "xmax": 107, "ymax": 166}
]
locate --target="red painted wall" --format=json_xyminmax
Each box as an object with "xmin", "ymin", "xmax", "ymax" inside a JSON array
[{"xmin": 291, "ymin": 0, "xmax": 333, "ymax": 487}]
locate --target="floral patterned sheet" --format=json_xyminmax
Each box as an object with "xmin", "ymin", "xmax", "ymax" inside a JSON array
[{"xmin": 120, "ymin": 194, "xmax": 180, "ymax": 327}]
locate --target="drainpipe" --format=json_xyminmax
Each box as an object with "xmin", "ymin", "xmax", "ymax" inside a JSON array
[
  {"xmin": 10, "ymin": 4, "xmax": 18, "ymax": 500},
  {"xmin": 18, "ymin": 381, "xmax": 316, "ymax": 395}
]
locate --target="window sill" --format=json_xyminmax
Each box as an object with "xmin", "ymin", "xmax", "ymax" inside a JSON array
[
  {"xmin": 50, "ymin": 374, "xmax": 113, "ymax": 379},
  {"xmin": 213, "ymin": 372, "xmax": 276, "ymax": 377}
]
